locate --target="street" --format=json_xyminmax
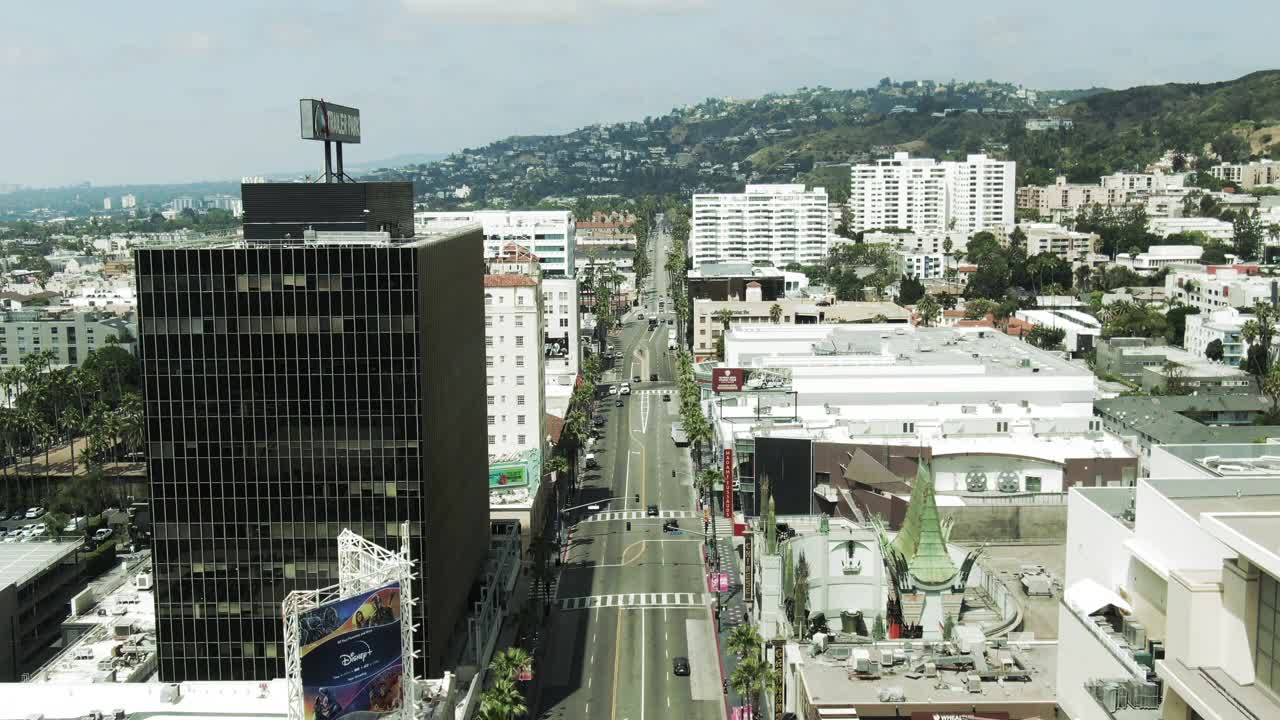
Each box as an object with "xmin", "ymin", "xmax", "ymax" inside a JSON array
[{"xmin": 536, "ymin": 218, "xmax": 729, "ymax": 720}]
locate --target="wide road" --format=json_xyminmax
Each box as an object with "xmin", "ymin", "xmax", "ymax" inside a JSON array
[{"xmin": 538, "ymin": 251, "xmax": 724, "ymax": 720}]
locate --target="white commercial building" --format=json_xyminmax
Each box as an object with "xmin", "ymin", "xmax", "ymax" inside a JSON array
[
  {"xmin": 1015, "ymin": 308, "xmax": 1103, "ymax": 356},
  {"xmin": 483, "ymin": 274, "xmax": 547, "ymax": 460},
  {"xmin": 713, "ymin": 325, "xmax": 1134, "ymax": 495},
  {"xmin": 120, "ymin": 194, "xmax": 136, "ymax": 209},
  {"xmin": 416, "ymin": 210, "xmax": 577, "ymax": 277},
  {"xmin": 1115, "ymin": 245, "xmax": 1204, "ymax": 275},
  {"xmin": 1057, "ymin": 457, "xmax": 1280, "ymax": 720},
  {"xmin": 102, "ymin": 197, "xmax": 111, "ymax": 210},
  {"xmin": 689, "ymin": 184, "xmax": 831, "ymax": 267},
  {"xmin": 1165, "ymin": 265, "xmax": 1276, "ymax": 313},
  {"xmin": 1100, "ymin": 170, "xmax": 1187, "ymax": 194},
  {"xmin": 1210, "ymin": 159, "xmax": 1280, "ymax": 189},
  {"xmin": 1148, "ymin": 216, "xmax": 1235, "ymax": 241},
  {"xmin": 848, "ymin": 152, "xmax": 1015, "ymax": 236}
]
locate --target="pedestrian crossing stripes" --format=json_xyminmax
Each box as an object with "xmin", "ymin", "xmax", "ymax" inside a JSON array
[
  {"xmin": 557, "ymin": 592, "xmax": 710, "ymax": 611},
  {"xmin": 579, "ymin": 509, "xmax": 697, "ymax": 523},
  {"xmin": 636, "ymin": 389, "xmax": 671, "ymax": 396}
]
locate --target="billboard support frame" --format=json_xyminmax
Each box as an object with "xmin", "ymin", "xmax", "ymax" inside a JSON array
[{"xmin": 284, "ymin": 524, "xmax": 418, "ymax": 720}]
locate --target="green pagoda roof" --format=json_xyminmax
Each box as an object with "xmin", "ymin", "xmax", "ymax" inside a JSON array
[{"xmin": 897, "ymin": 460, "xmax": 958, "ymax": 586}]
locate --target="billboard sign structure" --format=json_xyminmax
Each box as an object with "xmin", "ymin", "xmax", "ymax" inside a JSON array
[
  {"xmin": 488, "ymin": 448, "xmax": 541, "ymax": 489},
  {"xmin": 300, "ymin": 583, "xmax": 404, "ymax": 720},
  {"xmin": 712, "ymin": 367, "xmax": 793, "ymax": 394},
  {"xmin": 744, "ymin": 533, "xmax": 754, "ymax": 606},
  {"xmin": 300, "ymin": 99, "xmax": 362, "ymax": 144},
  {"xmin": 773, "ymin": 643, "xmax": 784, "ymax": 719}
]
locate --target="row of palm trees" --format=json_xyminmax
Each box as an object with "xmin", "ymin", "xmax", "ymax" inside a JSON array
[
  {"xmin": 0, "ymin": 345, "xmax": 143, "ymax": 514},
  {"xmin": 726, "ymin": 623, "xmax": 784, "ymax": 717}
]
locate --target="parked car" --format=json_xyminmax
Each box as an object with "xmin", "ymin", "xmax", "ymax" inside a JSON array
[
  {"xmin": 63, "ymin": 516, "xmax": 86, "ymax": 533},
  {"xmin": 615, "ymin": 398, "xmax": 624, "ymax": 407},
  {"xmin": 592, "ymin": 417, "xmax": 606, "ymax": 428},
  {"xmin": 93, "ymin": 528, "xmax": 114, "ymax": 542},
  {"xmin": 673, "ymin": 657, "xmax": 690, "ymax": 676},
  {"xmin": 584, "ymin": 454, "xmax": 599, "ymax": 470},
  {"xmin": 0, "ymin": 509, "xmax": 9, "ymax": 521},
  {"xmin": 620, "ymin": 383, "xmax": 631, "ymax": 395},
  {"xmin": 632, "ymin": 375, "xmax": 641, "ymax": 383},
  {"xmin": 25, "ymin": 507, "xmax": 46, "ymax": 519},
  {"xmin": 30, "ymin": 525, "xmax": 47, "ymax": 538},
  {"xmin": 608, "ymin": 385, "xmax": 619, "ymax": 396}
]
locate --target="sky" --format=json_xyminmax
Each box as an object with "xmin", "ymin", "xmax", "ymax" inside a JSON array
[{"xmin": 3, "ymin": 0, "xmax": 1277, "ymax": 188}]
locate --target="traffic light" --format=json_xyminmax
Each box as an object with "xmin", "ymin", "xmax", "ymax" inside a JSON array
[{"xmin": 626, "ymin": 521, "xmax": 632, "ymax": 531}]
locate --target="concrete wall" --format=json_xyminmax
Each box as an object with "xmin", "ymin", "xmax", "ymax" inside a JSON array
[
  {"xmin": 933, "ymin": 454, "xmax": 1063, "ymax": 493},
  {"xmin": 940, "ymin": 502, "xmax": 1068, "ymax": 543},
  {"xmin": 1057, "ymin": 602, "xmax": 1139, "ymax": 720}
]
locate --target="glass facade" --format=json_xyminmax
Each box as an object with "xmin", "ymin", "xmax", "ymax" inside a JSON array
[{"xmin": 137, "ymin": 245, "xmax": 432, "ymax": 682}]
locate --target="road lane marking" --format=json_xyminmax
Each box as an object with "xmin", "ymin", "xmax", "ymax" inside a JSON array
[
  {"xmin": 641, "ymin": 609, "xmax": 646, "ymax": 720},
  {"xmin": 610, "ymin": 606, "xmax": 623, "ymax": 720}
]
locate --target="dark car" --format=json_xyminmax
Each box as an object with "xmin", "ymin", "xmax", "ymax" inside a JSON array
[
  {"xmin": 662, "ymin": 393, "xmax": 671, "ymax": 402},
  {"xmin": 646, "ymin": 504, "xmax": 659, "ymax": 517},
  {"xmin": 673, "ymin": 657, "xmax": 690, "ymax": 676},
  {"xmin": 650, "ymin": 373, "xmax": 658, "ymax": 382},
  {"xmin": 632, "ymin": 375, "xmax": 641, "ymax": 383},
  {"xmin": 663, "ymin": 520, "xmax": 679, "ymax": 533},
  {"xmin": 615, "ymin": 398, "xmax": 624, "ymax": 407},
  {"xmin": 593, "ymin": 417, "xmax": 607, "ymax": 428}
]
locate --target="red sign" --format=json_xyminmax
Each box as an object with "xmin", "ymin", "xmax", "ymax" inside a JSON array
[
  {"xmin": 712, "ymin": 367, "xmax": 744, "ymax": 393},
  {"xmin": 909, "ymin": 713, "xmax": 1009, "ymax": 720},
  {"xmin": 723, "ymin": 448, "xmax": 734, "ymax": 518}
]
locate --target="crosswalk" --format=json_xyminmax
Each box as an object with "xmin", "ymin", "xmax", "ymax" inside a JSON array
[
  {"xmin": 557, "ymin": 592, "xmax": 710, "ymax": 611},
  {"xmin": 578, "ymin": 509, "xmax": 698, "ymax": 523},
  {"xmin": 635, "ymin": 389, "xmax": 671, "ymax": 396}
]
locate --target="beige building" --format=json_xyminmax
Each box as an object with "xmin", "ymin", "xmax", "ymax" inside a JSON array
[
  {"xmin": 1017, "ymin": 176, "xmax": 1129, "ymax": 216},
  {"xmin": 1210, "ymin": 159, "xmax": 1280, "ymax": 189},
  {"xmin": 691, "ymin": 285, "xmax": 909, "ymax": 357},
  {"xmin": 996, "ymin": 222, "xmax": 1097, "ymax": 263}
]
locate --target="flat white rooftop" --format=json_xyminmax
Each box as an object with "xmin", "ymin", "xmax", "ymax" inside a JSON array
[{"xmin": 0, "ymin": 541, "xmax": 79, "ymax": 589}]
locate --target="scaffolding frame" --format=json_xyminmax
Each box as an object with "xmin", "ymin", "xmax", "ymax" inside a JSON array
[{"xmin": 283, "ymin": 524, "xmax": 419, "ymax": 720}]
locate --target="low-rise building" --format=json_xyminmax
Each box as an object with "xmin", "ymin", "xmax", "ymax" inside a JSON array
[
  {"xmin": 999, "ymin": 222, "xmax": 1097, "ymax": 263},
  {"xmin": 1210, "ymin": 159, "xmax": 1280, "ymax": 189},
  {"xmin": 1093, "ymin": 395, "xmax": 1280, "ymax": 472},
  {"xmin": 0, "ymin": 542, "xmax": 87, "ymax": 681},
  {"xmin": 0, "ymin": 311, "xmax": 135, "ymax": 367},
  {"xmin": 1165, "ymin": 265, "xmax": 1275, "ymax": 312},
  {"xmin": 862, "ymin": 230, "xmax": 968, "ymax": 255},
  {"xmin": 1148, "ymin": 216, "xmax": 1235, "ymax": 240},
  {"xmin": 1094, "ymin": 337, "xmax": 1255, "ymax": 393},
  {"xmin": 1017, "ymin": 176, "xmax": 1129, "ymax": 217},
  {"xmin": 894, "ymin": 250, "xmax": 944, "ymax": 279},
  {"xmin": 1014, "ymin": 308, "xmax": 1102, "ymax": 356},
  {"xmin": 1182, "ymin": 306, "xmax": 1280, "ymax": 367},
  {"xmin": 692, "ymin": 294, "xmax": 909, "ymax": 358},
  {"xmin": 1115, "ymin": 245, "xmax": 1204, "ymax": 275}
]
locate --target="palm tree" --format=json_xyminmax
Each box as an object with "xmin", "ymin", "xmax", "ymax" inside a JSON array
[
  {"xmin": 477, "ymin": 677, "xmax": 527, "ymax": 720},
  {"xmin": 730, "ymin": 655, "xmax": 769, "ymax": 717},
  {"xmin": 489, "ymin": 646, "xmax": 532, "ymax": 683},
  {"xmin": 769, "ymin": 303, "xmax": 783, "ymax": 324},
  {"xmin": 728, "ymin": 624, "xmax": 763, "ymax": 660}
]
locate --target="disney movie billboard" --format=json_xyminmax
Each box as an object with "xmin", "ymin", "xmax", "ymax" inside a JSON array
[{"xmin": 300, "ymin": 582, "xmax": 403, "ymax": 720}]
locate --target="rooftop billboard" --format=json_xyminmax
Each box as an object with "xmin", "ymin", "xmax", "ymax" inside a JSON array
[
  {"xmin": 300, "ymin": 99, "xmax": 362, "ymax": 144},
  {"xmin": 300, "ymin": 582, "xmax": 403, "ymax": 720}
]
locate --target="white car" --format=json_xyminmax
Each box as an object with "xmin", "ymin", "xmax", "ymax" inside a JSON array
[
  {"xmin": 620, "ymin": 383, "xmax": 632, "ymax": 396},
  {"xmin": 608, "ymin": 385, "xmax": 619, "ymax": 396},
  {"xmin": 30, "ymin": 526, "xmax": 47, "ymax": 538},
  {"xmin": 25, "ymin": 507, "xmax": 45, "ymax": 519},
  {"xmin": 94, "ymin": 528, "xmax": 114, "ymax": 542}
]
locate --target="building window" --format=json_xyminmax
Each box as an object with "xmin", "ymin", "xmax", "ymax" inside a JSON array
[
  {"xmin": 517, "ymin": 395, "xmax": 525, "ymax": 406},
  {"xmin": 487, "ymin": 415, "xmax": 495, "ymax": 426},
  {"xmin": 486, "ymin": 376, "xmax": 494, "ymax": 386},
  {"xmin": 516, "ymin": 357, "xmax": 524, "ymax": 368},
  {"xmin": 487, "ymin": 395, "xmax": 494, "ymax": 405},
  {"xmin": 1258, "ymin": 571, "xmax": 1280, "ymax": 693},
  {"xmin": 488, "ymin": 435, "xmax": 495, "ymax": 445},
  {"xmin": 516, "ymin": 376, "xmax": 525, "ymax": 386},
  {"xmin": 517, "ymin": 415, "xmax": 526, "ymax": 425},
  {"xmin": 515, "ymin": 316, "xmax": 524, "ymax": 327},
  {"xmin": 485, "ymin": 336, "xmax": 494, "ymax": 347},
  {"xmin": 516, "ymin": 336, "xmax": 524, "ymax": 347},
  {"xmin": 1025, "ymin": 476, "xmax": 1042, "ymax": 492},
  {"xmin": 517, "ymin": 434, "xmax": 526, "ymax": 445},
  {"xmin": 996, "ymin": 421, "xmax": 1009, "ymax": 433},
  {"xmin": 903, "ymin": 422, "xmax": 915, "ymax": 433}
]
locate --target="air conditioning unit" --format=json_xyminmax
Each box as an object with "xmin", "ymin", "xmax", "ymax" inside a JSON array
[{"xmin": 134, "ymin": 573, "xmax": 153, "ymax": 590}]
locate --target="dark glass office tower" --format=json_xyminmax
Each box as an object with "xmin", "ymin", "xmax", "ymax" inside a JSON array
[{"xmin": 136, "ymin": 228, "xmax": 489, "ymax": 681}]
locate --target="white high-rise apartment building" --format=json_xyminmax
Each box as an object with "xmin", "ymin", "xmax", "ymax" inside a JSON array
[
  {"xmin": 541, "ymin": 277, "xmax": 580, "ymax": 387},
  {"xmin": 689, "ymin": 184, "xmax": 831, "ymax": 267},
  {"xmin": 102, "ymin": 197, "xmax": 112, "ymax": 210},
  {"xmin": 415, "ymin": 210, "xmax": 577, "ymax": 277},
  {"xmin": 483, "ymin": 274, "xmax": 547, "ymax": 460},
  {"xmin": 848, "ymin": 152, "xmax": 1014, "ymax": 236},
  {"xmin": 120, "ymin": 194, "xmax": 136, "ymax": 209}
]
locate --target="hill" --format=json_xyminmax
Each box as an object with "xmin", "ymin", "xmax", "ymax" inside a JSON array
[{"xmin": 367, "ymin": 72, "xmax": 1280, "ymax": 207}]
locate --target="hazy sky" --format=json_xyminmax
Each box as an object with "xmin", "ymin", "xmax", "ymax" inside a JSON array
[{"xmin": 4, "ymin": 0, "xmax": 1277, "ymax": 188}]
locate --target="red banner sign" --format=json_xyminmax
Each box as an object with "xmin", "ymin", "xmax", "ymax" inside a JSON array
[
  {"xmin": 723, "ymin": 448, "xmax": 734, "ymax": 519},
  {"xmin": 712, "ymin": 367, "xmax": 744, "ymax": 393}
]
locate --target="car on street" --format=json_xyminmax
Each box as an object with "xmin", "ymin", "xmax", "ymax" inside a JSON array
[
  {"xmin": 584, "ymin": 454, "xmax": 599, "ymax": 470},
  {"xmin": 632, "ymin": 375, "xmax": 640, "ymax": 383},
  {"xmin": 586, "ymin": 504, "xmax": 601, "ymax": 512},
  {"xmin": 662, "ymin": 393, "xmax": 671, "ymax": 402},
  {"xmin": 620, "ymin": 383, "xmax": 631, "ymax": 395},
  {"xmin": 646, "ymin": 504, "xmax": 659, "ymax": 517},
  {"xmin": 614, "ymin": 398, "xmax": 624, "ymax": 407},
  {"xmin": 31, "ymin": 525, "xmax": 48, "ymax": 538},
  {"xmin": 0, "ymin": 509, "xmax": 9, "ymax": 521},
  {"xmin": 93, "ymin": 528, "xmax": 114, "ymax": 542},
  {"xmin": 593, "ymin": 417, "xmax": 606, "ymax": 428},
  {"xmin": 608, "ymin": 385, "xmax": 618, "ymax": 395},
  {"xmin": 25, "ymin": 507, "xmax": 45, "ymax": 519},
  {"xmin": 673, "ymin": 657, "xmax": 690, "ymax": 676},
  {"xmin": 649, "ymin": 373, "xmax": 658, "ymax": 381},
  {"xmin": 662, "ymin": 520, "xmax": 679, "ymax": 533}
]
